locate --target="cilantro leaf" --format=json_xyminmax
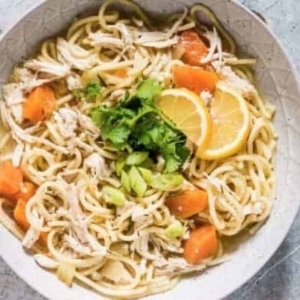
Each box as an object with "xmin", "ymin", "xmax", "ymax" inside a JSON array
[
  {"xmin": 135, "ymin": 78, "xmax": 163, "ymax": 101},
  {"xmin": 164, "ymin": 155, "xmax": 181, "ymax": 174},
  {"xmin": 86, "ymin": 82, "xmax": 102, "ymax": 99},
  {"xmin": 91, "ymin": 105, "xmax": 135, "ymax": 150},
  {"xmin": 72, "ymin": 82, "xmax": 102, "ymax": 100},
  {"xmin": 91, "ymin": 79, "xmax": 190, "ymax": 172}
]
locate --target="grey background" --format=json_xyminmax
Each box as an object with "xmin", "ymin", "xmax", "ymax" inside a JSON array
[{"xmin": 0, "ymin": 0, "xmax": 299, "ymax": 299}]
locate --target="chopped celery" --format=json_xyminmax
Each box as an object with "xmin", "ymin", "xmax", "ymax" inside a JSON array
[
  {"xmin": 129, "ymin": 166, "xmax": 147, "ymax": 197},
  {"xmin": 126, "ymin": 151, "xmax": 149, "ymax": 165},
  {"xmin": 150, "ymin": 174, "xmax": 184, "ymax": 191},
  {"xmin": 121, "ymin": 171, "xmax": 131, "ymax": 193},
  {"xmin": 138, "ymin": 167, "xmax": 153, "ymax": 183},
  {"xmin": 102, "ymin": 186, "xmax": 126, "ymax": 206},
  {"xmin": 115, "ymin": 156, "xmax": 127, "ymax": 177},
  {"xmin": 165, "ymin": 221, "xmax": 184, "ymax": 239}
]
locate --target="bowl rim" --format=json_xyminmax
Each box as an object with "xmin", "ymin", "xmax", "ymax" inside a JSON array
[{"xmin": 0, "ymin": 1, "xmax": 299, "ymax": 300}]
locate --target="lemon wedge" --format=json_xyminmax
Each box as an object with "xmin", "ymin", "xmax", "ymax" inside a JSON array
[
  {"xmin": 198, "ymin": 82, "xmax": 251, "ymax": 160},
  {"xmin": 156, "ymin": 88, "xmax": 212, "ymax": 152}
]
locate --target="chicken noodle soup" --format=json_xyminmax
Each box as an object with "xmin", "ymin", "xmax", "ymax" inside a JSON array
[{"xmin": 0, "ymin": 0, "xmax": 277, "ymax": 298}]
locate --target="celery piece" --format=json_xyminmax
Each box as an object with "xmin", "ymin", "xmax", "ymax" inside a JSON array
[
  {"xmin": 126, "ymin": 151, "xmax": 149, "ymax": 165},
  {"xmin": 151, "ymin": 174, "xmax": 184, "ymax": 191},
  {"xmin": 129, "ymin": 166, "xmax": 147, "ymax": 197},
  {"xmin": 138, "ymin": 167, "xmax": 153, "ymax": 183},
  {"xmin": 165, "ymin": 221, "xmax": 184, "ymax": 239},
  {"xmin": 115, "ymin": 156, "xmax": 127, "ymax": 177},
  {"xmin": 121, "ymin": 171, "xmax": 131, "ymax": 193},
  {"xmin": 102, "ymin": 186, "xmax": 126, "ymax": 206}
]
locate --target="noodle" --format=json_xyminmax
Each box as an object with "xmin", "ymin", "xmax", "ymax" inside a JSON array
[{"xmin": 0, "ymin": 1, "xmax": 276, "ymax": 299}]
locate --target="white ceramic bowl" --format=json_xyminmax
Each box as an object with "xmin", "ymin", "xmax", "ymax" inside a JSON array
[{"xmin": 0, "ymin": 1, "xmax": 299, "ymax": 299}]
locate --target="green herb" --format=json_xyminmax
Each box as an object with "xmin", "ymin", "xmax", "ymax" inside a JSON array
[
  {"xmin": 135, "ymin": 78, "xmax": 162, "ymax": 100},
  {"xmin": 73, "ymin": 82, "xmax": 102, "ymax": 100},
  {"xmin": 91, "ymin": 79, "xmax": 190, "ymax": 173},
  {"xmin": 85, "ymin": 82, "xmax": 102, "ymax": 99}
]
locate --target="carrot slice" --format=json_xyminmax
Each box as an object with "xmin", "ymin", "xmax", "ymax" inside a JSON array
[
  {"xmin": 39, "ymin": 232, "xmax": 48, "ymax": 245},
  {"xmin": 13, "ymin": 199, "xmax": 29, "ymax": 231},
  {"xmin": 0, "ymin": 160, "xmax": 23, "ymax": 201},
  {"xmin": 184, "ymin": 225, "xmax": 218, "ymax": 264},
  {"xmin": 23, "ymin": 85, "xmax": 56, "ymax": 123},
  {"xmin": 13, "ymin": 199, "xmax": 47, "ymax": 244},
  {"xmin": 165, "ymin": 189, "xmax": 208, "ymax": 219},
  {"xmin": 172, "ymin": 65, "xmax": 218, "ymax": 94},
  {"xmin": 109, "ymin": 69, "xmax": 128, "ymax": 78},
  {"xmin": 178, "ymin": 30, "xmax": 208, "ymax": 66},
  {"xmin": 15, "ymin": 182, "xmax": 37, "ymax": 203}
]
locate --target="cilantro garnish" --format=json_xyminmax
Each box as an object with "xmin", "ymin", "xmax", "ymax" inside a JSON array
[
  {"xmin": 91, "ymin": 79, "xmax": 190, "ymax": 173},
  {"xmin": 73, "ymin": 82, "xmax": 102, "ymax": 100}
]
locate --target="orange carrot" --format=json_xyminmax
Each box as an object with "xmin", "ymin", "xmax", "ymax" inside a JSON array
[
  {"xmin": 13, "ymin": 199, "xmax": 47, "ymax": 244},
  {"xmin": 0, "ymin": 160, "xmax": 23, "ymax": 201},
  {"xmin": 172, "ymin": 65, "xmax": 218, "ymax": 94},
  {"xmin": 177, "ymin": 30, "xmax": 208, "ymax": 66},
  {"xmin": 184, "ymin": 225, "xmax": 218, "ymax": 264},
  {"xmin": 13, "ymin": 199, "xmax": 30, "ymax": 231},
  {"xmin": 15, "ymin": 182, "xmax": 37, "ymax": 203},
  {"xmin": 165, "ymin": 189, "xmax": 208, "ymax": 219},
  {"xmin": 23, "ymin": 85, "xmax": 56, "ymax": 123},
  {"xmin": 110, "ymin": 69, "xmax": 128, "ymax": 78},
  {"xmin": 39, "ymin": 232, "xmax": 48, "ymax": 245}
]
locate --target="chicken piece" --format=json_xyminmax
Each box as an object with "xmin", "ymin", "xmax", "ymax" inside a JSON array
[
  {"xmin": 84, "ymin": 153, "xmax": 111, "ymax": 179},
  {"xmin": 57, "ymin": 38, "xmax": 98, "ymax": 71},
  {"xmin": 53, "ymin": 108, "xmax": 78, "ymax": 139},
  {"xmin": 25, "ymin": 58, "xmax": 70, "ymax": 78}
]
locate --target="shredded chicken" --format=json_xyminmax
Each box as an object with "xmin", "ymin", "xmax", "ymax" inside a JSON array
[
  {"xmin": 57, "ymin": 38, "xmax": 98, "ymax": 71},
  {"xmin": 87, "ymin": 31, "xmax": 125, "ymax": 49},
  {"xmin": 131, "ymin": 231, "xmax": 157, "ymax": 260},
  {"xmin": 2, "ymin": 84, "xmax": 25, "ymax": 123},
  {"xmin": 151, "ymin": 233, "xmax": 183, "ymax": 254},
  {"xmin": 12, "ymin": 68, "xmax": 52, "ymax": 92},
  {"xmin": 2, "ymin": 83, "xmax": 24, "ymax": 106},
  {"xmin": 53, "ymin": 108, "xmax": 78, "ymax": 139},
  {"xmin": 25, "ymin": 58, "xmax": 70, "ymax": 78},
  {"xmin": 201, "ymin": 27, "xmax": 222, "ymax": 64},
  {"xmin": 84, "ymin": 153, "xmax": 111, "ymax": 179},
  {"xmin": 66, "ymin": 183, "xmax": 107, "ymax": 255},
  {"xmin": 114, "ymin": 23, "xmax": 133, "ymax": 45},
  {"xmin": 1, "ymin": 101, "xmax": 68, "ymax": 154},
  {"xmin": 66, "ymin": 73, "xmax": 83, "ymax": 90},
  {"xmin": 22, "ymin": 210, "xmax": 44, "ymax": 249},
  {"xmin": 154, "ymin": 255, "xmax": 206, "ymax": 276},
  {"xmin": 77, "ymin": 112, "xmax": 99, "ymax": 135}
]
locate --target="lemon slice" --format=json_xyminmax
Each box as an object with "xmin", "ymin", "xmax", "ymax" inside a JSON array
[
  {"xmin": 156, "ymin": 88, "xmax": 212, "ymax": 152},
  {"xmin": 198, "ymin": 82, "xmax": 251, "ymax": 160}
]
